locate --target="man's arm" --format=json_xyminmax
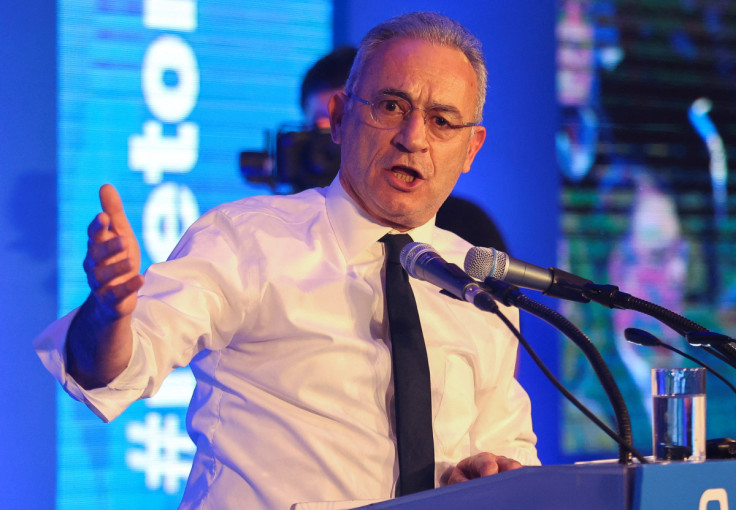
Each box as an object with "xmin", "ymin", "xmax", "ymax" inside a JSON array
[{"xmin": 66, "ymin": 184, "xmax": 144, "ymax": 389}]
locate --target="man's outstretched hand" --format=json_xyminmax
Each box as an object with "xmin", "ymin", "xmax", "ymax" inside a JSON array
[
  {"xmin": 84, "ymin": 184, "xmax": 144, "ymax": 320},
  {"xmin": 68, "ymin": 184, "xmax": 144, "ymax": 389}
]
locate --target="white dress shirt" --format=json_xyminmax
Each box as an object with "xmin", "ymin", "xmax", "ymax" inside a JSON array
[{"xmin": 35, "ymin": 177, "xmax": 539, "ymax": 510}]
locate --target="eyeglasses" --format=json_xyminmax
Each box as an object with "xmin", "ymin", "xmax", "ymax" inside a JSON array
[{"xmin": 348, "ymin": 93, "xmax": 479, "ymax": 141}]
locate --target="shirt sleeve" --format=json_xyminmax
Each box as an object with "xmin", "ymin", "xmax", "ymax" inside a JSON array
[
  {"xmin": 32, "ymin": 308, "xmax": 155, "ymax": 422},
  {"xmin": 32, "ymin": 207, "xmax": 250, "ymax": 423}
]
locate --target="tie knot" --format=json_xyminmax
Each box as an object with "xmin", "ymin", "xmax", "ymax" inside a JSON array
[{"xmin": 380, "ymin": 233, "xmax": 413, "ymax": 264}]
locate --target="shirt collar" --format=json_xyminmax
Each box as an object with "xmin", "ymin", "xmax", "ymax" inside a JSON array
[{"xmin": 325, "ymin": 175, "xmax": 435, "ymax": 263}]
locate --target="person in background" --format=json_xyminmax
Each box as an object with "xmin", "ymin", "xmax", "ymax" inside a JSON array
[
  {"xmin": 35, "ymin": 12, "xmax": 538, "ymax": 509},
  {"xmin": 301, "ymin": 46, "xmax": 358, "ymax": 130}
]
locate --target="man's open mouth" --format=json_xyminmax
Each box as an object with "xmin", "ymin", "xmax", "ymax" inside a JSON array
[{"xmin": 391, "ymin": 166, "xmax": 420, "ymax": 183}]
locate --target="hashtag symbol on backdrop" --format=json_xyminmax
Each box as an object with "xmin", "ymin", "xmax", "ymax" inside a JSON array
[{"xmin": 125, "ymin": 412, "xmax": 196, "ymax": 494}]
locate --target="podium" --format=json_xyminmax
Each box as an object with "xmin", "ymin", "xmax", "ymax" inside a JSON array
[{"xmin": 357, "ymin": 460, "xmax": 736, "ymax": 509}]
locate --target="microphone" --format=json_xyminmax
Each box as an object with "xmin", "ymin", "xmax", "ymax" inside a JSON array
[
  {"xmin": 464, "ymin": 246, "xmax": 593, "ymax": 303},
  {"xmin": 403, "ymin": 245, "xmax": 644, "ymax": 462},
  {"xmin": 465, "ymin": 249, "xmax": 736, "ymax": 367},
  {"xmin": 625, "ymin": 328, "xmax": 736, "ymax": 397},
  {"xmin": 400, "ymin": 242, "xmax": 497, "ymax": 312},
  {"xmin": 686, "ymin": 331, "xmax": 736, "ymax": 348},
  {"xmin": 482, "ymin": 278, "xmax": 639, "ymax": 463}
]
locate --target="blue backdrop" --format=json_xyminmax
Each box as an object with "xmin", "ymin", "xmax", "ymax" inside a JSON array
[{"xmin": 0, "ymin": 2, "xmax": 558, "ymax": 508}]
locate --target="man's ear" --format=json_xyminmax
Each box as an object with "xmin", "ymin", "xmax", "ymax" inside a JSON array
[
  {"xmin": 328, "ymin": 91, "xmax": 347, "ymax": 144},
  {"xmin": 461, "ymin": 125, "xmax": 487, "ymax": 174}
]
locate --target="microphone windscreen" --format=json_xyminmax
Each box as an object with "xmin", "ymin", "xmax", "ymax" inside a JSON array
[
  {"xmin": 464, "ymin": 246, "xmax": 507, "ymax": 280},
  {"xmin": 399, "ymin": 242, "xmax": 432, "ymax": 279}
]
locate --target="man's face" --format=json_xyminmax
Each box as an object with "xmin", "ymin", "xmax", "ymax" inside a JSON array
[{"xmin": 329, "ymin": 38, "xmax": 486, "ymax": 231}]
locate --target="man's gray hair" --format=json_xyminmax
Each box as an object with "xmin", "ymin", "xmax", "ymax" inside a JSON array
[{"xmin": 345, "ymin": 11, "xmax": 487, "ymax": 122}]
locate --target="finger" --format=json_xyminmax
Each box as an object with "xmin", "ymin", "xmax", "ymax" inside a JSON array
[
  {"xmin": 94, "ymin": 274, "xmax": 145, "ymax": 315},
  {"xmin": 88, "ymin": 258, "xmax": 136, "ymax": 291},
  {"xmin": 99, "ymin": 184, "xmax": 135, "ymax": 237},
  {"xmin": 495, "ymin": 455, "xmax": 522, "ymax": 473},
  {"xmin": 84, "ymin": 238, "xmax": 129, "ymax": 284},
  {"xmin": 86, "ymin": 236, "xmax": 129, "ymax": 266},
  {"xmin": 451, "ymin": 453, "xmax": 502, "ymax": 484},
  {"xmin": 446, "ymin": 467, "xmax": 470, "ymax": 485},
  {"xmin": 464, "ymin": 453, "xmax": 499, "ymax": 477},
  {"xmin": 445, "ymin": 453, "xmax": 523, "ymax": 486},
  {"xmin": 87, "ymin": 212, "xmax": 113, "ymax": 243}
]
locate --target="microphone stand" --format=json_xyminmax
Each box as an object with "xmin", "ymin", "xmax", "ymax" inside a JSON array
[
  {"xmin": 582, "ymin": 284, "xmax": 736, "ymax": 369},
  {"xmin": 482, "ymin": 279, "xmax": 639, "ymax": 464}
]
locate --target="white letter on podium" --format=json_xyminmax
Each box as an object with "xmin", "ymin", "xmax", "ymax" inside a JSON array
[{"xmin": 699, "ymin": 488, "xmax": 729, "ymax": 510}]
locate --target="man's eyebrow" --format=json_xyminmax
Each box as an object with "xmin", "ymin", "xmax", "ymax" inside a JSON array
[
  {"xmin": 378, "ymin": 88, "xmax": 411, "ymax": 101},
  {"xmin": 377, "ymin": 88, "xmax": 462, "ymax": 114}
]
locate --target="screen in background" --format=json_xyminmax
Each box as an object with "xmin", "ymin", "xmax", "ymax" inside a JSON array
[
  {"xmin": 557, "ymin": 0, "xmax": 736, "ymax": 458},
  {"xmin": 58, "ymin": 0, "xmax": 331, "ymax": 507}
]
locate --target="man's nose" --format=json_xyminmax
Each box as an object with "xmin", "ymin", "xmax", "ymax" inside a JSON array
[{"xmin": 393, "ymin": 108, "xmax": 430, "ymax": 153}]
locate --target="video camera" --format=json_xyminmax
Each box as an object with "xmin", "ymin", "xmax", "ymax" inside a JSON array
[{"xmin": 240, "ymin": 125, "xmax": 340, "ymax": 194}]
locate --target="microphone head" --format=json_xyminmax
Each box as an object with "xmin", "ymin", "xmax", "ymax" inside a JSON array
[
  {"xmin": 624, "ymin": 327, "xmax": 663, "ymax": 347},
  {"xmin": 464, "ymin": 246, "xmax": 508, "ymax": 280},
  {"xmin": 399, "ymin": 242, "xmax": 433, "ymax": 278},
  {"xmin": 685, "ymin": 331, "xmax": 736, "ymax": 347}
]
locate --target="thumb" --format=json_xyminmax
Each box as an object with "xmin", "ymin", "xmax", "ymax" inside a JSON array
[{"xmin": 99, "ymin": 184, "xmax": 134, "ymax": 236}]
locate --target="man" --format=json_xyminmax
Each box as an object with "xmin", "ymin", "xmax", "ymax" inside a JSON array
[{"xmin": 35, "ymin": 11, "xmax": 538, "ymax": 509}]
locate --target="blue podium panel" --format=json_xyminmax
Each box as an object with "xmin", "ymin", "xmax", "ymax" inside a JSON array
[
  {"xmin": 633, "ymin": 460, "xmax": 736, "ymax": 509},
  {"xmin": 358, "ymin": 464, "xmax": 629, "ymax": 510},
  {"xmin": 358, "ymin": 461, "xmax": 736, "ymax": 510}
]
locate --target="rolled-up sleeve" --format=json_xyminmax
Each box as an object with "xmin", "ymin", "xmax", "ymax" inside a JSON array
[{"xmin": 33, "ymin": 308, "xmax": 155, "ymax": 422}]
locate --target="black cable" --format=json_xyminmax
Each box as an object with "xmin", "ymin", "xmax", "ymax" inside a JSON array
[
  {"xmin": 662, "ymin": 346, "xmax": 736, "ymax": 396},
  {"xmin": 482, "ymin": 280, "xmax": 641, "ymax": 464},
  {"xmin": 491, "ymin": 307, "xmax": 648, "ymax": 464}
]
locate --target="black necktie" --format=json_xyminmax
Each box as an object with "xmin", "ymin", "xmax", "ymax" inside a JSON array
[{"xmin": 380, "ymin": 233, "xmax": 435, "ymax": 495}]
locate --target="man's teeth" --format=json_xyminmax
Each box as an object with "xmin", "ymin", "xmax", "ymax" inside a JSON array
[{"xmin": 392, "ymin": 169, "xmax": 416, "ymax": 182}]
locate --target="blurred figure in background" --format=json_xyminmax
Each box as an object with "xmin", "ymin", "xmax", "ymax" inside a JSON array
[{"xmin": 301, "ymin": 46, "xmax": 357, "ymax": 130}]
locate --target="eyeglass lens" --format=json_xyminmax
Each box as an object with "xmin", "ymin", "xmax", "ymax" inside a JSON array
[{"xmin": 368, "ymin": 95, "xmax": 470, "ymax": 139}]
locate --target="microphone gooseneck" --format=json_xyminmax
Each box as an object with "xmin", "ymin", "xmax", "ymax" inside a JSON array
[
  {"xmin": 399, "ymin": 242, "xmax": 647, "ymax": 463},
  {"xmin": 465, "ymin": 246, "xmax": 736, "ymax": 369},
  {"xmin": 402, "ymin": 242, "xmax": 646, "ymax": 463},
  {"xmin": 491, "ymin": 302, "xmax": 647, "ymax": 464},
  {"xmin": 482, "ymin": 279, "xmax": 640, "ymax": 464},
  {"xmin": 601, "ymin": 291, "xmax": 736, "ymax": 369}
]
